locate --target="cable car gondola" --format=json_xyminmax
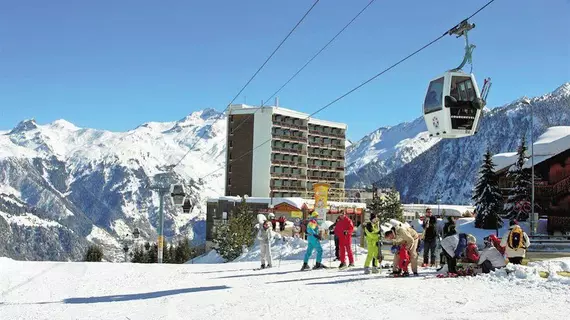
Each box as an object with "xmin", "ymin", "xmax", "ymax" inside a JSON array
[
  {"xmin": 171, "ymin": 184, "xmax": 187, "ymax": 206},
  {"xmin": 423, "ymin": 20, "xmax": 490, "ymax": 139}
]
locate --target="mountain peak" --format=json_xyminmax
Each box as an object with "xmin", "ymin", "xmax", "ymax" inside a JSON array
[
  {"xmin": 9, "ymin": 119, "xmax": 38, "ymax": 134},
  {"xmin": 552, "ymin": 82, "xmax": 570, "ymax": 96},
  {"xmin": 49, "ymin": 119, "xmax": 79, "ymax": 131},
  {"xmin": 178, "ymin": 108, "xmax": 222, "ymax": 124}
]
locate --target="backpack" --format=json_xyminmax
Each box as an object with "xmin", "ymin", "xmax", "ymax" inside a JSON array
[{"xmin": 508, "ymin": 226, "xmax": 525, "ymax": 250}]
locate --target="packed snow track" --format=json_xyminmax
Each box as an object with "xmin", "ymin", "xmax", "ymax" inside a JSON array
[{"xmin": 1, "ymin": 257, "xmax": 569, "ymax": 320}]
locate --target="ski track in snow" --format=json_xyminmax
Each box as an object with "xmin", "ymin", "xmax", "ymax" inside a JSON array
[{"xmin": 1, "ymin": 257, "xmax": 569, "ymax": 320}]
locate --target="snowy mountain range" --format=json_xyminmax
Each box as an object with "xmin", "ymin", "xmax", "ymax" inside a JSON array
[
  {"xmin": 1, "ymin": 82, "xmax": 568, "ymax": 261},
  {"xmin": 0, "ymin": 109, "xmax": 227, "ymax": 261},
  {"xmin": 347, "ymin": 82, "xmax": 570, "ymax": 204}
]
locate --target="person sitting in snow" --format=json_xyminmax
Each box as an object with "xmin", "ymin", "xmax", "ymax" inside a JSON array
[
  {"xmin": 363, "ymin": 214, "xmax": 383, "ymax": 274},
  {"xmin": 486, "ymin": 234, "xmax": 506, "ymax": 256},
  {"xmin": 477, "ymin": 235, "xmax": 507, "ymax": 274},
  {"xmin": 384, "ymin": 223, "xmax": 420, "ymax": 276},
  {"xmin": 257, "ymin": 220, "xmax": 273, "ymax": 269},
  {"xmin": 301, "ymin": 212, "xmax": 327, "ymax": 271},
  {"xmin": 440, "ymin": 233, "xmax": 472, "ymax": 274},
  {"xmin": 463, "ymin": 235, "xmax": 479, "ymax": 263},
  {"xmin": 278, "ymin": 216, "xmax": 287, "ymax": 232},
  {"xmin": 500, "ymin": 220, "xmax": 531, "ymax": 265}
]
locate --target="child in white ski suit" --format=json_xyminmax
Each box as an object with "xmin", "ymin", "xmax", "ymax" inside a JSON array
[{"xmin": 257, "ymin": 220, "xmax": 273, "ymax": 269}]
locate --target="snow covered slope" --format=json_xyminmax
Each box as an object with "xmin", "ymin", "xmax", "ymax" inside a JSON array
[
  {"xmin": 345, "ymin": 117, "xmax": 440, "ymax": 187},
  {"xmin": 0, "ymin": 109, "xmax": 227, "ymax": 261},
  {"xmin": 1, "ymin": 257, "xmax": 569, "ymax": 320},
  {"xmin": 367, "ymin": 83, "xmax": 570, "ymax": 204}
]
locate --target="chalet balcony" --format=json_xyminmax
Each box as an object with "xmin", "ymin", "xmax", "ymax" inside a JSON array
[
  {"xmin": 308, "ymin": 140, "xmax": 345, "ymax": 150},
  {"xmin": 308, "ymin": 152, "xmax": 344, "ymax": 161},
  {"xmin": 270, "ymin": 184, "xmax": 306, "ymax": 191}
]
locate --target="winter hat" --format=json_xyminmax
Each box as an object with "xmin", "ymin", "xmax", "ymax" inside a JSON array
[
  {"xmin": 509, "ymin": 220, "xmax": 518, "ymax": 227},
  {"xmin": 311, "ymin": 211, "xmax": 319, "ymax": 218},
  {"xmin": 370, "ymin": 213, "xmax": 377, "ymax": 221},
  {"xmin": 467, "ymin": 234, "xmax": 476, "ymax": 244}
]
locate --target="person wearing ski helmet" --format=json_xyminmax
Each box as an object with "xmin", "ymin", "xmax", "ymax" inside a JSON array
[
  {"xmin": 500, "ymin": 220, "xmax": 530, "ymax": 264},
  {"xmin": 257, "ymin": 220, "xmax": 273, "ymax": 269},
  {"xmin": 334, "ymin": 211, "xmax": 355, "ymax": 269},
  {"xmin": 301, "ymin": 212, "xmax": 326, "ymax": 270}
]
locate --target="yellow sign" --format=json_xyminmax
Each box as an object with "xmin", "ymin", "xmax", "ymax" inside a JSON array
[
  {"xmin": 313, "ymin": 183, "xmax": 330, "ymax": 222},
  {"xmin": 157, "ymin": 235, "xmax": 164, "ymax": 249},
  {"xmin": 291, "ymin": 211, "xmax": 303, "ymax": 218}
]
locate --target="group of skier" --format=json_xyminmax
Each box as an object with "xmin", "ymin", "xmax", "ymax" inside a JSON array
[{"xmin": 256, "ymin": 207, "xmax": 531, "ymax": 276}]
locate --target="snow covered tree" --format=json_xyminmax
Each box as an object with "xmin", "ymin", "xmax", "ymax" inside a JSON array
[
  {"xmin": 213, "ymin": 198, "xmax": 257, "ymax": 261},
  {"xmin": 473, "ymin": 150, "xmax": 504, "ymax": 230},
  {"xmin": 378, "ymin": 188, "xmax": 404, "ymax": 223},
  {"xmin": 84, "ymin": 245, "xmax": 103, "ymax": 262},
  {"xmin": 504, "ymin": 137, "xmax": 532, "ymax": 221}
]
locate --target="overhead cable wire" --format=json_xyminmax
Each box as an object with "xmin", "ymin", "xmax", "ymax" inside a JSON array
[
  {"xmin": 171, "ymin": 0, "xmax": 321, "ymax": 170},
  {"xmin": 227, "ymin": 0, "xmax": 378, "ymax": 137},
  {"xmin": 198, "ymin": 0, "xmax": 497, "ymax": 181}
]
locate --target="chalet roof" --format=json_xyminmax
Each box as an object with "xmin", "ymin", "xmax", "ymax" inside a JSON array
[
  {"xmin": 523, "ymin": 126, "xmax": 570, "ymax": 169},
  {"xmin": 491, "ymin": 126, "xmax": 570, "ymax": 172}
]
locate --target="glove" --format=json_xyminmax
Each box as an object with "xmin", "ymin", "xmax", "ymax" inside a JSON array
[
  {"xmin": 391, "ymin": 245, "xmax": 400, "ymax": 254},
  {"xmin": 314, "ymin": 234, "xmax": 322, "ymax": 240},
  {"xmin": 343, "ymin": 230, "xmax": 348, "ymax": 235}
]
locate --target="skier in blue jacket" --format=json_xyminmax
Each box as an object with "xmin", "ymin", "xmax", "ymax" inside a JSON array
[{"xmin": 301, "ymin": 213, "xmax": 327, "ymax": 270}]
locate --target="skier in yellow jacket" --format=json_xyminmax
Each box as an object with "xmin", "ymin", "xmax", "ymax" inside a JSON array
[{"xmin": 364, "ymin": 214, "xmax": 383, "ymax": 274}]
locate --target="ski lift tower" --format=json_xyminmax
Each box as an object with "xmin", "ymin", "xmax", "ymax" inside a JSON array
[
  {"xmin": 150, "ymin": 171, "xmax": 171, "ymax": 264},
  {"xmin": 151, "ymin": 168, "xmax": 190, "ymax": 263}
]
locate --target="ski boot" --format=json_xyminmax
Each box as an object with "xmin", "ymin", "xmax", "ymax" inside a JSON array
[
  {"xmin": 348, "ymin": 263, "xmax": 355, "ymax": 268},
  {"xmin": 338, "ymin": 262, "xmax": 347, "ymax": 270},
  {"xmin": 301, "ymin": 262, "xmax": 311, "ymax": 271},
  {"xmin": 371, "ymin": 267, "xmax": 380, "ymax": 274},
  {"xmin": 402, "ymin": 271, "xmax": 410, "ymax": 277},
  {"xmin": 266, "ymin": 264, "xmax": 272, "ymax": 269},
  {"xmin": 391, "ymin": 270, "xmax": 401, "ymax": 277},
  {"xmin": 313, "ymin": 262, "xmax": 327, "ymax": 270},
  {"xmin": 260, "ymin": 263, "xmax": 266, "ymax": 269},
  {"xmin": 364, "ymin": 267, "xmax": 371, "ymax": 274},
  {"xmin": 413, "ymin": 272, "xmax": 419, "ymax": 276}
]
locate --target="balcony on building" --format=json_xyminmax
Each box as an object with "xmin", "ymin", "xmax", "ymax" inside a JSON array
[
  {"xmin": 273, "ymin": 114, "xmax": 307, "ymax": 130},
  {"xmin": 308, "ymin": 147, "xmax": 344, "ymax": 161},
  {"xmin": 308, "ymin": 124, "xmax": 345, "ymax": 138},
  {"xmin": 308, "ymin": 136, "xmax": 345, "ymax": 151},
  {"xmin": 272, "ymin": 127, "xmax": 307, "ymax": 143},
  {"xmin": 271, "ymin": 166, "xmax": 306, "ymax": 180},
  {"xmin": 270, "ymin": 179, "xmax": 306, "ymax": 192},
  {"xmin": 272, "ymin": 141, "xmax": 306, "ymax": 155},
  {"xmin": 271, "ymin": 152, "xmax": 307, "ymax": 166}
]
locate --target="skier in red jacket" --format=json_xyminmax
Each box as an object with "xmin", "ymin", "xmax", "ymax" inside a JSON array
[{"xmin": 334, "ymin": 211, "xmax": 354, "ymax": 269}]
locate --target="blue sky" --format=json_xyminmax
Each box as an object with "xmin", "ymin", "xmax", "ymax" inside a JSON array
[{"xmin": 1, "ymin": 0, "xmax": 568, "ymax": 141}]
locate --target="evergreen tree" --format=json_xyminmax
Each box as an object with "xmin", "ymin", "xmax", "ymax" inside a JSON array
[
  {"xmin": 84, "ymin": 245, "xmax": 104, "ymax": 262},
  {"xmin": 378, "ymin": 188, "xmax": 404, "ymax": 223},
  {"xmin": 163, "ymin": 242, "xmax": 171, "ymax": 263},
  {"xmin": 131, "ymin": 245, "xmax": 145, "ymax": 263},
  {"xmin": 473, "ymin": 150, "xmax": 504, "ymax": 230},
  {"xmin": 213, "ymin": 198, "xmax": 257, "ymax": 261},
  {"xmin": 174, "ymin": 239, "xmax": 193, "ymax": 263},
  {"xmin": 504, "ymin": 137, "xmax": 533, "ymax": 221},
  {"xmin": 367, "ymin": 194, "xmax": 384, "ymax": 217}
]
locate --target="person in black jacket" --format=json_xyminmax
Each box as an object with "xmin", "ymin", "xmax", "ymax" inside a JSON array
[
  {"xmin": 422, "ymin": 208, "xmax": 438, "ymax": 267},
  {"xmin": 443, "ymin": 216, "xmax": 457, "ymax": 237},
  {"xmin": 329, "ymin": 216, "xmax": 341, "ymax": 261},
  {"xmin": 439, "ymin": 216, "xmax": 457, "ymax": 266}
]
